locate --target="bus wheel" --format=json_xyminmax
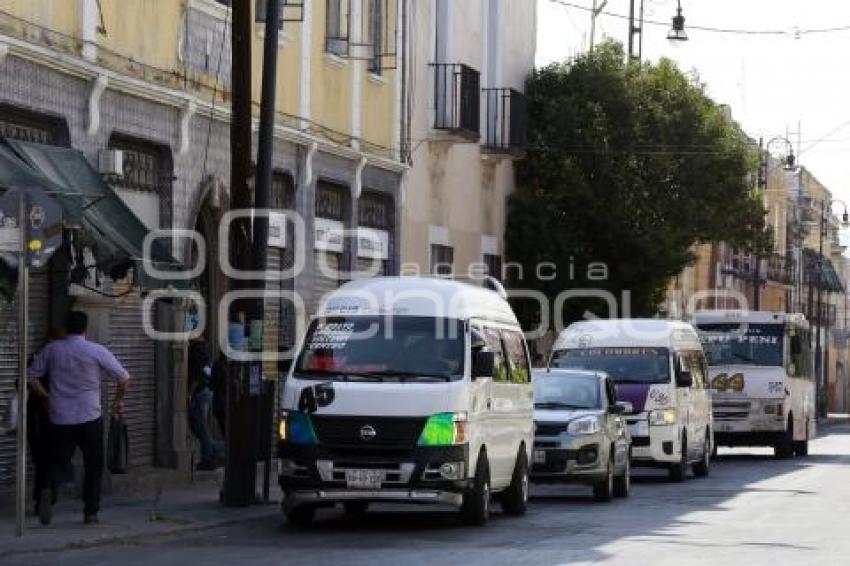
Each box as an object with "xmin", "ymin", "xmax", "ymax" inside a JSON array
[
  {"xmin": 793, "ymin": 439, "xmax": 809, "ymax": 457},
  {"xmin": 669, "ymin": 433, "xmax": 688, "ymax": 482},
  {"xmin": 774, "ymin": 415, "xmax": 794, "ymax": 460}
]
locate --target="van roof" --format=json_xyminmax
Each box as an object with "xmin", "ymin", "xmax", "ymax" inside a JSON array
[
  {"xmin": 553, "ymin": 319, "xmax": 702, "ymax": 351},
  {"xmin": 316, "ymin": 276, "xmax": 520, "ymax": 325}
]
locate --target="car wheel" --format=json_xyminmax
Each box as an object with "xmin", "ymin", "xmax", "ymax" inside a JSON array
[
  {"xmin": 593, "ymin": 452, "xmax": 615, "ymax": 502},
  {"xmin": 501, "ymin": 448, "xmax": 529, "ymax": 516},
  {"xmin": 284, "ymin": 505, "xmax": 316, "ymax": 528},
  {"xmin": 774, "ymin": 415, "xmax": 794, "ymax": 460},
  {"xmin": 693, "ymin": 430, "xmax": 711, "ymax": 478},
  {"xmin": 613, "ymin": 449, "xmax": 631, "ymax": 498},
  {"xmin": 461, "ymin": 451, "xmax": 491, "ymax": 526},
  {"xmin": 669, "ymin": 433, "xmax": 688, "ymax": 482}
]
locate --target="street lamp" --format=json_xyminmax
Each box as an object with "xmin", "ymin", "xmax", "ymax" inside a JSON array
[{"xmin": 667, "ymin": 1, "xmax": 688, "ymax": 43}]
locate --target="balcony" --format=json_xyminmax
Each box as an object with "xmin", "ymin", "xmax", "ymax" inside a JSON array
[
  {"xmin": 482, "ymin": 88, "xmax": 528, "ymax": 156},
  {"xmin": 766, "ymin": 253, "xmax": 795, "ymax": 285},
  {"xmin": 802, "ymin": 302, "xmax": 838, "ymax": 327},
  {"xmin": 432, "ymin": 63, "xmax": 480, "ymax": 140}
]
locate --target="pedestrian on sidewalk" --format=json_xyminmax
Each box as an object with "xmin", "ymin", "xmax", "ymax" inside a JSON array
[
  {"xmin": 188, "ymin": 331, "xmax": 222, "ymax": 471},
  {"xmin": 27, "ymin": 311, "xmax": 130, "ymax": 526}
]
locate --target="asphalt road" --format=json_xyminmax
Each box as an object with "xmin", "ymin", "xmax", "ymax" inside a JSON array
[{"xmin": 10, "ymin": 424, "xmax": 850, "ymax": 566}]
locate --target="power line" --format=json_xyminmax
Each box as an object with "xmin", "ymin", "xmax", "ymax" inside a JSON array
[{"xmin": 548, "ymin": 0, "xmax": 850, "ymax": 37}]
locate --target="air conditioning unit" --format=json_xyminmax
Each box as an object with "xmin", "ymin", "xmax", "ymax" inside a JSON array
[{"xmin": 98, "ymin": 149, "xmax": 125, "ymax": 176}]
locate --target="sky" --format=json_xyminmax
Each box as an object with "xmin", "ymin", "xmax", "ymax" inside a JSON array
[{"xmin": 536, "ymin": 0, "xmax": 850, "ymax": 208}]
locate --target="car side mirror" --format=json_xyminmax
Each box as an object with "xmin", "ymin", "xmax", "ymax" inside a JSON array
[
  {"xmin": 608, "ymin": 403, "xmax": 626, "ymax": 415},
  {"xmin": 676, "ymin": 369, "xmax": 693, "ymax": 388},
  {"xmin": 472, "ymin": 350, "xmax": 495, "ymax": 380},
  {"xmin": 614, "ymin": 401, "xmax": 633, "ymax": 415}
]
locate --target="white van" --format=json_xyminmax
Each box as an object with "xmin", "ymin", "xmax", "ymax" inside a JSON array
[
  {"xmin": 277, "ymin": 277, "xmax": 534, "ymax": 526},
  {"xmin": 550, "ymin": 319, "xmax": 713, "ymax": 481}
]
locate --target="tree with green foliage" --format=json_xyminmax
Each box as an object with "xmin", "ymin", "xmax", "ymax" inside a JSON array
[{"xmin": 506, "ymin": 42, "xmax": 771, "ymax": 326}]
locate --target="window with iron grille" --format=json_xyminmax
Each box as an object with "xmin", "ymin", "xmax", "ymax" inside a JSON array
[
  {"xmin": 0, "ymin": 105, "xmax": 70, "ymax": 146},
  {"xmin": 358, "ymin": 191, "xmax": 392, "ymax": 230},
  {"xmin": 431, "ymin": 244, "xmax": 454, "ymax": 276},
  {"xmin": 272, "ymin": 170, "xmax": 295, "ymax": 209},
  {"xmin": 108, "ymin": 135, "xmax": 174, "ymax": 229},
  {"xmin": 484, "ymin": 254, "xmax": 503, "ymax": 282},
  {"xmin": 316, "ymin": 180, "xmax": 347, "ymax": 221},
  {"xmin": 326, "ymin": 0, "xmax": 350, "ymax": 56},
  {"xmin": 367, "ymin": 0, "xmax": 383, "ymax": 74}
]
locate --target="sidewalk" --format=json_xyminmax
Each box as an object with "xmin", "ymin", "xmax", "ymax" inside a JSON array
[{"xmin": 0, "ymin": 481, "xmax": 281, "ymax": 560}]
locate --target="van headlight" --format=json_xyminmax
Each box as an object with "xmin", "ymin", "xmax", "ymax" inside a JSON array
[
  {"xmin": 279, "ymin": 411, "xmax": 318, "ymax": 445},
  {"xmin": 649, "ymin": 409, "xmax": 678, "ymax": 426},
  {"xmin": 567, "ymin": 416, "xmax": 601, "ymax": 436},
  {"xmin": 418, "ymin": 412, "xmax": 468, "ymax": 446}
]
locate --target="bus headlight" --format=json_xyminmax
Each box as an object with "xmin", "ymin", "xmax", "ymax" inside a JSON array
[
  {"xmin": 649, "ymin": 409, "xmax": 678, "ymax": 426},
  {"xmin": 279, "ymin": 411, "xmax": 318, "ymax": 445},
  {"xmin": 764, "ymin": 402, "xmax": 783, "ymax": 416}
]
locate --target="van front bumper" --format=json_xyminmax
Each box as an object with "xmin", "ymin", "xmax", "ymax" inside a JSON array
[
  {"xmin": 277, "ymin": 443, "xmax": 471, "ymax": 506},
  {"xmin": 627, "ymin": 420, "xmax": 681, "ymax": 465}
]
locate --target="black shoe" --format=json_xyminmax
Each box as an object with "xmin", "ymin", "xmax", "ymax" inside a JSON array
[
  {"xmin": 37, "ymin": 489, "xmax": 53, "ymax": 526},
  {"xmin": 84, "ymin": 514, "xmax": 99, "ymax": 525}
]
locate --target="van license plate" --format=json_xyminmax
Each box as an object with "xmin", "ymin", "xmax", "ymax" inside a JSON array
[
  {"xmin": 533, "ymin": 450, "xmax": 546, "ymax": 464},
  {"xmin": 345, "ymin": 469, "xmax": 384, "ymax": 489}
]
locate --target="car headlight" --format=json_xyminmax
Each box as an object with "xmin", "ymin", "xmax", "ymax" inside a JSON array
[
  {"xmin": 418, "ymin": 412, "xmax": 468, "ymax": 446},
  {"xmin": 649, "ymin": 409, "xmax": 678, "ymax": 426},
  {"xmin": 566, "ymin": 416, "xmax": 601, "ymax": 436},
  {"xmin": 279, "ymin": 411, "xmax": 318, "ymax": 445}
]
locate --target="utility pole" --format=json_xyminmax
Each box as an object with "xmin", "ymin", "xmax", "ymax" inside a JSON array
[
  {"xmin": 627, "ymin": 0, "xmax": 644, "ymax": 60},
  {"xmin": 252, "ymin": 0, "xmax": 282, "ymax": 503},
  {"xmin": 815, "ymin": 200, "xmax": 825, "ymax": 419},
  {"xmin": 223, "ymin": 0, "xmax": 255, "ymax": 507},
  {"xmin": 589, "ymin": 0, "xmax": 608, "ymax": 52}
]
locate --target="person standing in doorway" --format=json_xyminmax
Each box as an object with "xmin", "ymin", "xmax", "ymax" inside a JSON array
[
  {"xmin": 188, "ymin": 332, "xmax": 221, "ymax": 470},
  {"xmin": 28, "ymin": 311, "xmax": 130, "ymax": 525}
]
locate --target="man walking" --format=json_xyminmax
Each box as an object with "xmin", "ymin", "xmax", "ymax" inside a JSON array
[
  {"xmin": 188, "ymin": 332, "xmax": 222, "ymax": 470},
  {"xmin": 28, "ymin": 311, "xmax": 130, "ymax": 525}
]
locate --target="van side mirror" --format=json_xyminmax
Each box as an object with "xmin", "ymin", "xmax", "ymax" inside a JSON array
[
  {"xmin": 608, "ymin": 403, "xmax": 626, "ymax": 415},
  {"xmin": 676, "ymin": 369, "xmax": 693, "ymax": 388},
  {"xmin": 613, "ymin": 401, "xmax": 633, "ymax": 415},
  {"xmin": 472, "ymin": 350, "xmax": 495, "ymax": 380}
]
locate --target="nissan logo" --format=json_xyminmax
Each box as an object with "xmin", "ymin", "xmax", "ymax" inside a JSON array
[{"xmin": 359, "ymin": 424, "xmax": 377, "ymax": 441}]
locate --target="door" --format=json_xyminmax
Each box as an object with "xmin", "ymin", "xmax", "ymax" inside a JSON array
[
  {"xmin": 481, "ymin": 326, "xmax": 512, "ymax": 486},
  {"xmin": 605, "ymin": 378, "xmax": 629, "ymax": 472},
  {"xmin": 501, "ymin": 328, "xmax": 533, "ymax": 469}
]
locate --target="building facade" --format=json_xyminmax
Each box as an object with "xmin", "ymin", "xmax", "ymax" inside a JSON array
[
  {"xmin": 0, "ymin": 0, "xmax": 407, "ymax": 492},
  {"xmin": 400, "ymin": 0, "xmax": 536, "ymax": 278}
]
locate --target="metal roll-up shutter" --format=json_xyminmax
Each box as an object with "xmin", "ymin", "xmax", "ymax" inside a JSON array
[
  {"xmin": 105, "ymin": 292, "xmax": 155, "ymax": 468},
  {"xmin": 0, "ymin": 269, "xmax": 49, "ymax": 488},
  {"xmin": 313, "ymin": 251, "xmax": 340, "ymax": 311}
]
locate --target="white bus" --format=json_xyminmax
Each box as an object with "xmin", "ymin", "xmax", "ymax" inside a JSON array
[{"xmin": 693, "ymin": 310, "xmax": 815, "ymax": 459}]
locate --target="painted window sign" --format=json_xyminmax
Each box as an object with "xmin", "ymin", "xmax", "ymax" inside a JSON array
[
  {"xmin": 570, "ymin": 347, "xmax": 668, "ymax": 357},
  {"xmin": 308, "ymin": 321, "xmax": 356, "ymax": 350}
]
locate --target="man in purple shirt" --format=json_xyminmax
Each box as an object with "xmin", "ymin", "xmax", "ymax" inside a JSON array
[{"xmin": 28, "ymin": 311, "xmax": 130, "ymax": 525}]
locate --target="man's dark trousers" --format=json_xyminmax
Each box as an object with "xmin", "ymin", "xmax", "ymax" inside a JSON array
[{"xmin": 49, "ymin": 417, "xmax": 104, "ymax": 516}]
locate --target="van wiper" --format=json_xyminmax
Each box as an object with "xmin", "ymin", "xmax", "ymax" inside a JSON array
[
  {"xmin": 345, "ymin": 371, "xmax": 452, "ymax": 382},
  {"xmin": 613, "ymin": 378, "xmax": 653, "ymax": 384},
  {"xmin": 535, "ymin": 402, "xmax": 589, "ymax": 410}
]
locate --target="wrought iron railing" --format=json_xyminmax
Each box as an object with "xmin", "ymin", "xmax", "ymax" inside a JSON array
[
  {"xmin": 482, "ymin": 87, "xmax": 527, "ymax": 155},
  {"xmin": 432, "ymin": 63, "xmax": 480, "ymax": 139},
  {"xmin": 802, "ymin": 302, "xmax": 837, "ymax": 327},
  {"xmin": 766, "ymin": 253, "xmax": 795, "ymax": 285}
]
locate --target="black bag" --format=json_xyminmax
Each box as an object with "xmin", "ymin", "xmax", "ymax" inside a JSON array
[{"xmin": 107, "ymin": 414, "xmax": 129, "ymax": 474}]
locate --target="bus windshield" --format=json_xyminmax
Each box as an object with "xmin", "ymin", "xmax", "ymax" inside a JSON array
[
  {"xmin": 295, "ymin": 316, "xmax": 465, "ymax": 381},
  {"xmin": 551, "ymin": 347, "xmax": 671, "ymax": 385},
  {"xmin": 697, "ymin": 323, "xmax": 784, "ymax": 367}
]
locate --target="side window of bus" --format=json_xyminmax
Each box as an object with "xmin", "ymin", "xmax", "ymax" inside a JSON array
[
  {"xmin": 502, "ymin": 330, "xmax": 531, "ymax": 384},
  {"xmin": 789, "ymin": 329, "xmax": 813, "ymax": 379},
  {"xmin": 483, "ymin": 328, "xmax": 509, "ymax": 382}
]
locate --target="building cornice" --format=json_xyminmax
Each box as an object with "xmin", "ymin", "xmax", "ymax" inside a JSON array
[{"xmin": 0, "ymin": 33, "xmax": 407, "ymax": 174}]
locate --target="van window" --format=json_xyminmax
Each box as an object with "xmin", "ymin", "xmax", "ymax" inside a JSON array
[
  {"xmin": 483, "ymin": 328, "xmax": 509, "ymax": 382},
  {"xmin": 502, "ymin": 330, "xmax": 530, "ymax": 384},
  {"xmin": 295, "ymin": 316, "xmax": 465, "ymax": 381},
  {"xmin": 552, "ymin": 347, "xmax": 671, "ymax": 385}
]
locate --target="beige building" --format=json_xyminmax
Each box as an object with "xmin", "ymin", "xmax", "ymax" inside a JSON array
[{"xmin": 400, "ymin": 0, "xmax": 536, "ymax": 277}]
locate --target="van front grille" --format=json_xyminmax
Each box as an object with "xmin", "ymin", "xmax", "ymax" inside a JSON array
[{"xmin": 311, "ymin": 415, "xmax": 427, "ymax": 449}]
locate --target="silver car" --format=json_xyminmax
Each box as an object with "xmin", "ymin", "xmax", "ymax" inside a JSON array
[{"xmin": 530, "ymin": 369, "xmax": 633, "ymax": 501}]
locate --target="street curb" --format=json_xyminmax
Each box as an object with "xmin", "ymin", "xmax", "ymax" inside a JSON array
[{"xmin": 0, "ymin": 507, "xmax": 280, "ymax": 560}]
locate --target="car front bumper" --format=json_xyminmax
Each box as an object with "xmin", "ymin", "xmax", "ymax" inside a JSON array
[{"xmin": 530, "ymin": 433, "xmax": 607, "ymax": 484}]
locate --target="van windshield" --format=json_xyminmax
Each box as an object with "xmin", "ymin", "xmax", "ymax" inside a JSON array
[
  {"xmin": 294, "ymin": 316, "xmax": 465, "ymax": 382},
  {"xmin": 551, "ymin": 347, "xmax": 671, "ymax": 385}
]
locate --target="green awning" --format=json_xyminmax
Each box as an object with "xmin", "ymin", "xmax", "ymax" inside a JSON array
[
  {"xmin": 0, "ymin": 138, "xmax": 184, "ymax": 290},
  {"xmin": 803, "ymin": 248, "xmax": 845, "ymax": 293}
]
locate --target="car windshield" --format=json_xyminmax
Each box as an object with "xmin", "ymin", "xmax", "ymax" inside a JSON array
[
  {"xmin": 551, "ymin": 347, "xmax": 671, "ymax": 385},
  {"xmin": 295, "ymin": 316, "xmax": 465, "ymax": 381},
  {"xmin": 697, "ymin": 323, "xmax": 784, "ymax": 367},
  {"xmin": 534, "ymin": 374, "xmax": 601, "ymax": 409}
]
